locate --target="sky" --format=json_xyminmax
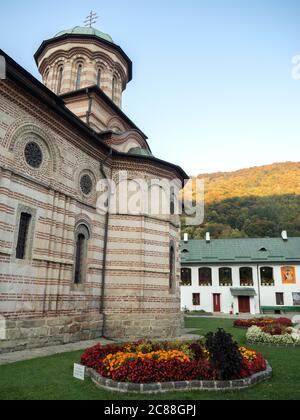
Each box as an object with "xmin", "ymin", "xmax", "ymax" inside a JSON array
[{"xmin": 1, "ymin": 0, "xmax": 300, "ymax": 175}]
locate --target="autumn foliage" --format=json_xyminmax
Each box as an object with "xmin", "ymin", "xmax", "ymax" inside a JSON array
[{"xmin": 182, "ymin": 162, "xmax": 300, "ymax": 239}]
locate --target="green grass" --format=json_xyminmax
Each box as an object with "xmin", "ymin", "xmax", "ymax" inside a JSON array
[{"xmin": 0, "ymin": 318, "xmax": 299, "ymax": 400}]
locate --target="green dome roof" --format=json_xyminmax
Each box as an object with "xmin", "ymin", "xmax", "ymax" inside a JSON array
[{"xmin": 54, "ymin": 26, "xmax": 114, "ymax": 44}]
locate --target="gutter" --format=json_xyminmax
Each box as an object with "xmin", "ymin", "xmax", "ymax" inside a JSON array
[
  {"xmin": 86, "ymin": 88, "xmax": 93, "ymax": 126},
  {"xmin": 99, "ymin": 149, "xmax": 113, "ymax": 337}
]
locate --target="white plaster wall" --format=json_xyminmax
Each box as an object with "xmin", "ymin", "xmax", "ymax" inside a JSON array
[{"xmin": 181, "ymin": 264, "xmax": 300, "ymax": 314}]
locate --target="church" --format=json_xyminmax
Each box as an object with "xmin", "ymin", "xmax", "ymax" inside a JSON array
[{"xmin": 0, "ymin": 22, "xmax": 187, "ymax": 353}]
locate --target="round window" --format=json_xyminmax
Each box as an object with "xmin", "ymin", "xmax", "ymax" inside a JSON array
[
  {"xmin": 24, "ymin": 142, "xmax": 43, "ymax": 168},
  {"xmin": 80, "ymin": 174, "xmax": 93, "ymax": 195}
]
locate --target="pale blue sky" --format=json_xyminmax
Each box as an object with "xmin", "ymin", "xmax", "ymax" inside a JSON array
[{"xmin": 1, "ymin": 0, "xmax": 300, "ymax": 175}]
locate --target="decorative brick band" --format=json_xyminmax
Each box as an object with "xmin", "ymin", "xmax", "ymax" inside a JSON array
[
  {"xmin": 247, "ymin": 339, "xmax": 300, "ymax": 348},
  {"xmin": 86, "ymin": 362, "xmax": 272, "ymax": 394}
]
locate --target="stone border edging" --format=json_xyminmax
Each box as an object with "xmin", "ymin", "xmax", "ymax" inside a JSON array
[
  {"xmin": 86, "ymin": 362, "xmax": 272, "ymax": 394},
  {"xmin": 247, "ymin": 340, "xmax": 300, "ymax": 348}
]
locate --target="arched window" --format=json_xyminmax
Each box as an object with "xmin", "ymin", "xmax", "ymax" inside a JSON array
[
  {"xmin": 260, "ymin": 267, "xmax": 274, "ymax": 286},
  {"xmin": 219, "ymin": 267, "xmax": 232, "ymax": 286},
  {"xmin": 112, "ymin": 76, "xmax": 118, "ymax": 102},
  {"xmin": 75, "ymin": 64, "xmax": 83, "ymax": 90},
  {"xmin": 57, "ymin": 66, "xmax": 64, "ymax": 94},
  {"xmin": 74, "ymin": 224, "xmax": 90, "ymax": 285},
  {"xmin": 181, "ymin": 268, "xmax": 191, "ymax": 286},
  {"xmin": 96, "ymin": 68, "xmax": 101, "ymax": 87},
  {"xmin": 169, "ymin": 243, "xmax": 176, "ymax": 291},
  {"xmin": 240, "ymin": 267, "xmax": 253, "ymax": 286},
  {"xmin": 199, "ymin": 267, "xmax": 212, "ymax": 286}
]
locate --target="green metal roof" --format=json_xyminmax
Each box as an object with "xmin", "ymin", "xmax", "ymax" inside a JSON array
[
  {"xmin": 54, "ymin": 26, "xmax": 114, "ymax": 44},
  {"xmin": 231, "ymin": 288, "xmax": 257, "ymax": 297},
  {"xmin": 128, "ymin": 147, "xmax": 153, "ymax": 157},
  {"xmin": 181, "ymin": 238, "xmax": 300, "ymax": 264}
]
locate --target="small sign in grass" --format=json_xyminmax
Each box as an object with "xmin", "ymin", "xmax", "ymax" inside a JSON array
[{"xmin": 73, "ymin": 364, "xmax": 85, "ymax": 381}]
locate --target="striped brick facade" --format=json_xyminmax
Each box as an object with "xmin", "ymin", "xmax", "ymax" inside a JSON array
[
  {"xmin": 0, "ymin": 30, "xmax": 186, "ymax": 352},
  {"xmin": 37, "ymin": 38, "xmax": 128, "ymax": 108}
]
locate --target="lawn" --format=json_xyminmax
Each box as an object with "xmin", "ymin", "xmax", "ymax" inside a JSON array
[{"xmin": 0, "ymin": 317, "xmax": 299, "ymax": 400}]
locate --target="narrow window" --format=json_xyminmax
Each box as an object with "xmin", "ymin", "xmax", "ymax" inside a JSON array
[
  {"xmin": 260, "ymin": 267, "xmax": 274, "ymax": 286},
  {"xmin": 169, "ymin": 244, "xmax": 175, "ymax": 290},
  {"xmin": 199, "ymin": 267, "xmax": 212, "ymax": 286},
  {"xmin": 240, "ymin": 267, "xmax": 254, "ymax": 286},
  {"xmin": 75, "ymin": 64, "xmax": 82, "ymax": 90},
  {"xmin": 219, "ymin": 267, "xmax": 232, "ymax": 286},
  {"xmin": 44, "ymin": 69, "xmax": 50, "ymax": 87},
  {"xmin": 97, "ymin": 68, "xmax": 101, "ymax": 87},
  {"xmin": 276, "ymin": 293, "xmax": 284, "ymax": 306},
  {"xmin": 57, "ymin": 66, "xmax": 63, "ymax": 94},
  {"xmin": 74, "ymin": 225, "xmax": 90, "ymax": 285},
  {"xmin": 170, "ymin": 186, "xmax": 175, "ymax": 216},
  {"xmin": 16, "ymin": 213, "xmax": 32, "ymax": 260},
  {"xmin": 181, "ymin": 268, "xmax": 192, "ymax": 286},
  {"xmin": 193, "ymin": 293, "xmax": 200, "ymax": 306},
  {"xmin": 112, "ymin": 76, "xmax": 117, "ymax": 102}
]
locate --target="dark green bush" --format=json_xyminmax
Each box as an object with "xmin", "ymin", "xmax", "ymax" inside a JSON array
[{"xmin": 205, "ymin": 329, "xmax": 242, "ymax": 380}]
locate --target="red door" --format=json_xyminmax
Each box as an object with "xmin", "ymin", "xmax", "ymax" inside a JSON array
[
  {"xmin": 213, "ymin": 294, "xmax": 221, "ymax": 312},
  {"xmin": 238, "ymin": 297, "xmax": 250, "ymax": 313}
]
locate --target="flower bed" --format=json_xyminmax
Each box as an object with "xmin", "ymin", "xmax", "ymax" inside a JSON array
[
  {"xmin": 246, "ymin": 325, "xmax": 300, "ymax": 346},
  {"xmin": 81, "ymin": 329, "xmax": 268, "ymax": 389},
  {"xmin": 234, "ymin": 317, "xmax": 292, "ymax": 329}
]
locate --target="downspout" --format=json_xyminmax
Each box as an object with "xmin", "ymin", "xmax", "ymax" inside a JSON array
[
  {"xmin": 86, "ymin": 88, "xmax": 93, "ymax": 126},
  {"xmin": 257, "ymin": 264, "xmax": 262, "ymax": 314},
  {"xmin": 99, "ymin": 149, "xmax": 113, "ymax": 337}
]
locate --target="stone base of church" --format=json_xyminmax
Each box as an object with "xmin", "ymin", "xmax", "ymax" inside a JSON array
[
  {"xmin": 103, "ymin": 313, "xmax": 183, "ymax": 340},
  {"xmin": 0, "ymin": 312, "xmax": 184, "ymax": 354},
  {"xmin": 0, "ymin": 313, "xmax": 103, "ymax": 354}
]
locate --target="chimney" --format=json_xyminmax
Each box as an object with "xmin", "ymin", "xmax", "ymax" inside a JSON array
[
  {"xmin": 206, "ymin": 232, "xmax": 211, "ymax": 243},
  {"xmin": 184, "ymin": 233, "xmax": 189, "ymax": 243},
  {"xmin": 281, "ymin": 230, "xmax": 288, "ymax": 241}
]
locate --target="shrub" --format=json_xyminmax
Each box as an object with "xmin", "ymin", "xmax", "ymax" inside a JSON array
[{"xmin": 205, "ymin": 329, "xmax": 243, "ymax": 380}]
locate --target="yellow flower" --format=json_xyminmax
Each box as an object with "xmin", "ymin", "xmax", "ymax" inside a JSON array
[{"xmin": 102, "ymin": 350, "xmax": 190, "ymax": 374}]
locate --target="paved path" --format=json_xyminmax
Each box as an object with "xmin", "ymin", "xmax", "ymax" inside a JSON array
[
  {"xmin": 0, "ymin": 329, "xmax": 201, "ymax": 366},
  {"xmin": 0, "ymin": 338, "xmax": 115, "ymax": 366}
]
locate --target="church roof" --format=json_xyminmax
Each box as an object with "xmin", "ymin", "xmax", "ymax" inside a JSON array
[
  {"xmin": 1, "ymin": 49, "xmax": 188, "ymax": 182},
  {"xmin": 54, "ymin": 26, "xmax": 114, "ymax": 44},
  {"xmin": 35, "ymin": 29, "xmax": 133, "ymax": 82},
  {"xmin": 60, "ymin": 86, "xmax": 148, "ymax": 140},
  {"xmin": 128, "ymin": 147, "xmax": 153, "ymax": 157},
  {"xmin": 181, "ymin": 238, "xmax": 300, "ymax": 264}
]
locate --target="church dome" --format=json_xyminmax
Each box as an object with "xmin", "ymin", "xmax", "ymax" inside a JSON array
[{"xmin": 54, "ymin": 26, "xmax": 114, "ymax": 44}]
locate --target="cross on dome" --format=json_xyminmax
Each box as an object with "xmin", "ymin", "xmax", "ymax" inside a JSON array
[{"xmin": 84, "ymin": 11, "xmax": 98, "ymax": 28}]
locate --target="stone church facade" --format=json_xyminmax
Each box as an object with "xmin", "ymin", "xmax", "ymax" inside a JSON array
[{"xmin": 0, "ymin": 26, "xmax": 187, "ymax": 353}]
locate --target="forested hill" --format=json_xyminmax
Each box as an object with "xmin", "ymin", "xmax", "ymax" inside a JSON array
[
  {"xmin": 182, "ymin": 162, "xmax": 300, "ymax": 239},
  {"xmin": 199, "ymin": 162, "xmax": 300, "ymax": 203}
]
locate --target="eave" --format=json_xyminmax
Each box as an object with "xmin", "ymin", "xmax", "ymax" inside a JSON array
[
  {"xmin": 0, "ymin": 50, "xmax": 188, "ymax": 182},
  {"xmin": 34, "ymin": 34, "xmax": 133, "ymax": 82}
]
